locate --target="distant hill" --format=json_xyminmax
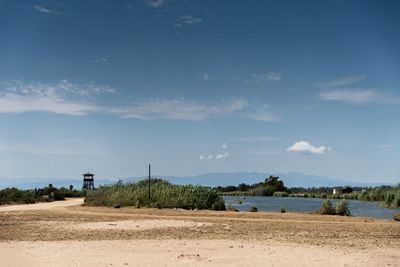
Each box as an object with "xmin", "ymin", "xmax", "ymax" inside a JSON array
[{"xmin": 0, "ymin": 172, "xmax": 388, "ymax": 190}]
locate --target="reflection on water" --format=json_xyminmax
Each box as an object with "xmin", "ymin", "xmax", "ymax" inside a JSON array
[{"xmin": 223, "ymin": 196, "xmax": 400, "ymax": 220}]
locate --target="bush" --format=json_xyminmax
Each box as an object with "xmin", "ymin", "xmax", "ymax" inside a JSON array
[
  {"xmin": 212, "ymin": 198, "xmax": 226, "ymax": 211},
  {"xmin": 335, "ymin": 199, "xmax": 351, "ymax": 216},
  {"xmin": 319, "ymin": 199, "xmax": 335, "ymax": 215},
  {"xmin": 280, "ymin": 206, "xmax": 286, "ymax": 213},
  {"xmin": 248, "ymin": 206, "xmax": 258, "ymax": 212},
  {"xmin": 85, "ymin": 179, "xmax": 225, "ymax": 210}
]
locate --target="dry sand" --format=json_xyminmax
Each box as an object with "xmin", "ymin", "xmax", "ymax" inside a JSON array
[{"xmin": 1, "ymin": 198, "xmax": 399, "ymax": 266}]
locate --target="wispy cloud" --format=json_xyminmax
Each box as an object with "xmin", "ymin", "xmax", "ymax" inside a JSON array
[
  {"xmin": 0, "ymin": 80, "xmax": 280, "ymax": 122},
  {"xmin": 0, "ymin": 80, "xmax": 113, "ymax": 115},
  {"xmin": 215, "ymin": 152, "xmax": 230, "ymax": 160},
  {"xmin": 221, "ymin": 143, "xmax": 228, "ymax": 149},
  {"xmin": 252, "ymin": 72, "xmax": 283, "ymax": 82},
  {"xmin": 234, "ymin": 136, "xmax": 276, "ymax": 142},
  {"xmin": 320, "ymin": 89, "xmax": 400, "ymax": 105},
  {"xmin": 175, "ymin": 15, "xmax": 202, "ymax": 28},
  {"xmin": 287, "ymin": 141, "xmax": 331, "ymax": 155},
  {"xmin": 34, "ymin": 5, "xmax": 60, "ymax": 15},
  {"xmin": 93, "ymin": 55, "xmax": 109, "ymax": 64},
  {"xmin": 244, "ymin": 105, "xmax": 280, "ymax": 122},
  {"xmin": 117, "ymin": 98, "xmax": 247, "ymax": 120},
  {"xmin": 145, "ymin": 0, "xmax": 166, "ymax": 8},
  {"xmin": 316, "ymin": 75, "xmax": 367, "ymax": 88},
  {"xmin": 318, "ymin": 74, "xmax": 400, "ymax": 105}
]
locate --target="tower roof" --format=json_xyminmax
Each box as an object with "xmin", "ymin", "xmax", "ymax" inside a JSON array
[{"xmin": 83, "ymin": 172, "xmax": 94, "ymax": 176}]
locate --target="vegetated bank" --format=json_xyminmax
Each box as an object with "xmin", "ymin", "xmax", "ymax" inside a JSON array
[
  {"xmin": 0, "ymin": 184, "xmax": 84, "ymax": 205},
  {"xmin": 84, "ymin": 178, "xmax": 226, "ymax": 210},
  {"xmin": 215, "ymin": 176, "xmax": 400, "ymax": 208}
]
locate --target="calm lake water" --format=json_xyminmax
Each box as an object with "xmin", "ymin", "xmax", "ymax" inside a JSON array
[{"xmin": 223, "ymin": 196, "xmax": 400, "ymax": 220}]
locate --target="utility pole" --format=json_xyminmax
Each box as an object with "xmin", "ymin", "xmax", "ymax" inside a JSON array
[{"xmin": 148, "ymin": 164, "xmax": 151, "ymax": 201}]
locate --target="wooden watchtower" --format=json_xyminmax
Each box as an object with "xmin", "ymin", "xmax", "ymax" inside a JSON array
[{"xmin": 82, "ymin": 172, "xmax": 95, "ymax": 190}]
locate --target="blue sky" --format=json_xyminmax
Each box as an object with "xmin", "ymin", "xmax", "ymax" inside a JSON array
[{"xmin": 0, "ymin": 0, "xmax": 399, "ymax": 183}]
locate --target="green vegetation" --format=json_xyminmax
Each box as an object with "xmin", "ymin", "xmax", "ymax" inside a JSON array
[
  {"xmin": 216, "ymin": 176, "xmax": 290, "ymax": 197},
  {"xmin": 319, "ymin": 199, "xmax": 351, "ymax": 216},
  {"xmin": 0, "ymin": 188, "xmax": 39, "ymax": 204},
  {"xmin": 320, "ymin": 199, "xmax": 335, "ymax": 215},
  {"xmin": 218, "ymin": 177, "xmax": 400, "ymax": 208},
  {"xmin": 84, "ymin": 179, "xmax": 226, "ymax": 210},
  {"xmin": 335, "ymin": 199, "xmax": 351, "ymax": 216},
  {"xmin": 273, "ymin": 191, "xmax": 289, "ymax": 197},
  {"xmin": 0, "ymin": 184, "xmax": 84, "ymax": 205}
]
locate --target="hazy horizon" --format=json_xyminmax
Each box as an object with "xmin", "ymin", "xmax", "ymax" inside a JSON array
[{"xmin": 1, "ymin": 0, "xmax": 399, "ymax": 184}]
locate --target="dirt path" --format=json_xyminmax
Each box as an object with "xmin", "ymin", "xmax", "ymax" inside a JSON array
[
  {"xmin": 1, "ymin": 240, "xmax": 398, "ymax": 267},
  {"xmin": 0, "ymin": 198, "xmax": 84, "ymax": 212},
  {"xmin": 0, "ymin": 203, "xmax": 399, "ymax": 266}
]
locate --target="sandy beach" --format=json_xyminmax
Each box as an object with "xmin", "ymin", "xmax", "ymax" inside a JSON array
[{"xmin": 1, "ymin": 198, "xmax": 399, "ymax": 266}]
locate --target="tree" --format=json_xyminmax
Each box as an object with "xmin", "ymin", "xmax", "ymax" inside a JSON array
[{"xmin": 264, "ymin": 176, "xmax": 287, "ymax": 192}]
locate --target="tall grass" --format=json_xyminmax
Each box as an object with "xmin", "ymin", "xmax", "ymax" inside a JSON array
[{"xmin": 84, "ymin": 179, "xmax": 226, "ymax": 210}]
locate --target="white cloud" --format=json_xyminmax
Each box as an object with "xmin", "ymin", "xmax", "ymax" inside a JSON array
[
  {"xmin": 215, "ymin": 152, "xmax": 230, "ymax": 160},
  {"xmin": 0, "ymin": 80, "xmax": 248, "ymax": 120},
  {"xmin": 287, "ymin": 141, "xmax": 331, "ymax": 155},
  {"xmin": 234, "ymin": 136, "xmax": 276, "ymax": 142},
  {"xmin": 0, "ymin": 80, "xmax": 280, "ymax": 122},
  {"xmin": 207, "ymin": 154, "xmax": 214, "ymax": 160},
  {"xmin": 252, "ymin": 72, "xmax": 283, "ymax": 82},
  {"xmin": 34, "ymin": 5, "xmax": 60, "ymax": 15},
  {"xmin": 202, "ymin": 73, "xmax": 209, "ymax": 81},
  {"xmin": 117, "ymin": 98, "xmax": 247, "ymax": 120},
  {"xmin": 320, "ymin": 89, "xmax": 400, "ymax": 105},
  {"xmin": 146, "ymin": 0, "xmax": 165, "ymax": 8},
  {"xmin": 316, "ymin": 75, "xmax": 367, "ymax": 88},
  {"xmin": 0, "ymin": 80, "xmax": 113, "ymax": 115},
  {"xmin": 199, "ymin": 154, "xmax": 205, "ymax": 160},
  {"xmin": 221, "ymin": 143, "xmax": 228, "ymax": 149},
  {"xmin": 175, "ymin": 15, "xmax": 202, "ymax": 28}
]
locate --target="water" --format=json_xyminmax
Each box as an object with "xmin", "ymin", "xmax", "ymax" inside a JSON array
[{"xmin": 223, "ymin": 196, "xmax": 400, "ymax": 220}]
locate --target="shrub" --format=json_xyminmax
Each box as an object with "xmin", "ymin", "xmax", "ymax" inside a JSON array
[
  {"xmin": 84, "ymin": 179, "xmax": 225, "ymax": 210},
  {"xmin": 280, "ymin": 206, "xmax": 286, "ymax": 213},
  {"xmin": 335, "ymin": 199, "xmax": 351, "ymax": 216},
  {"xmin": 248, "ymin": 206, "xmax": 258, "ymax": 212},
  {"xmin": 273, "ymin": 191, "xmax": 289, "ymax": 197},
  {"xmin": 319, "ymin": 199, "xmax": 335, "ymax": 215},
  {"xmin": 212, "ymin": 198, "xmax": 226, "ymax": 211}
]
